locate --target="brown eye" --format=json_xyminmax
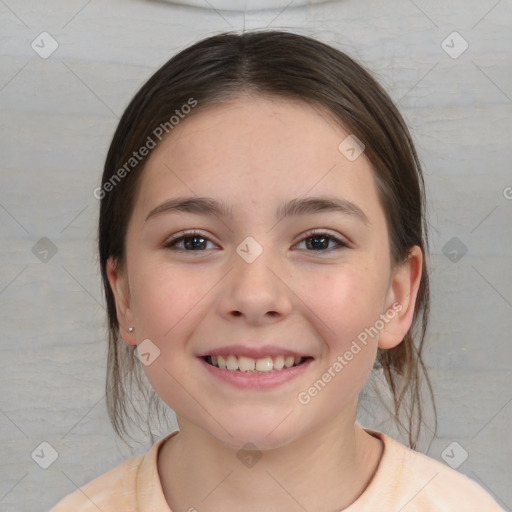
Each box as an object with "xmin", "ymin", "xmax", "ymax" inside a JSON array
[
  {"xmin": 164, "ymin": 231, "xmax": 217, "ymax": 251},
  {"xmin": 295, "ymin": 231, "xmax": 348, "ymax": 252}
]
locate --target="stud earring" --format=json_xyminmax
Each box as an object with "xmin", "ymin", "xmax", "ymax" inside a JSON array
[{"xmin": 128, "ymin": 327, "xmax": 134, "ymax": 332}]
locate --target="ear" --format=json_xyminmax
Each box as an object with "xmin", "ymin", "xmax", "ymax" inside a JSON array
[
  {"xmin": 378, "ymin": 245, "xmax": 423, "ymax": 350},
  {"xmin": 106, "ymin": 257, "xmax": 137, "ymax": 346}
]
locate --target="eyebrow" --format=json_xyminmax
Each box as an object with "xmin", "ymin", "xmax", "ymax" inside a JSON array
[{"xmin": 145, "ymin": 195, "xmax": 369, "ymax": 225}]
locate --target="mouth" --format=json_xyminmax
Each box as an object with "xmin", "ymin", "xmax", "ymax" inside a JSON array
[{"xmin": 201, "ymin": 354, "xmax": 313, "ymax": 373}]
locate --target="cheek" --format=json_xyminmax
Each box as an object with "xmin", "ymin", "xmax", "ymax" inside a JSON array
[
  {"xmin": 307, "ymin": 262, "xmax": 387, "ymax": 342},
  {"xmin": 302, "ymin": 262, "xmax": 385, "ymax": 386},
  {"xmin": 130, "ymin": 260, "xmax": 199, "ymax": 338},
  {"xmin": 127, "ymin": 262, "xmax": 204, "ymax": 410}
]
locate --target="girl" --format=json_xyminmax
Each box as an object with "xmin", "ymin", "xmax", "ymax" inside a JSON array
[{"xmin": 52, "ymin": 30, "xmax": 504, "ymax": 511}]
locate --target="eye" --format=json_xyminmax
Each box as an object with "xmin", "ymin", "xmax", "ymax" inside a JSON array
[
  {"xmin": 163, "ymin": 230, "xmax": 218, "ymax": 252},
  {"xmin": 163, "ymin": 229, "xmax": 348, "ymax": 253},
  {"xmin": 294, "ymin": 230, "xmax": 348, "ymax": 252}
]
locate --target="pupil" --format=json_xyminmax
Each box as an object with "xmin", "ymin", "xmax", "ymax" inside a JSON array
[
  {"xmin": 307, "ymin": 236, "xmax": 327, "ymax": 250},
  {"xmin": 185, "ymin": 236, "xmax": 206, "ymax": 250}
]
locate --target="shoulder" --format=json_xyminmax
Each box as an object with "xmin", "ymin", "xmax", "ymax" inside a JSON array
[
  {"xmin": 50, "ymin": 431, "xmax": 178, "ymax": 512},
  {"xmin": 398, "ymin": 440, "xmax": 503, "ymax": 510},
  {"xmin": 50, "ymin": 452, "xmax": 144, "ymax": 512},
  {"xmin": 360, "ymin": 430, "xmax": 505, "ymax": 512}
]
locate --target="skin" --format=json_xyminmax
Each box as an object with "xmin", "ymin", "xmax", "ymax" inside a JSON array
[{"xmin": 107, "ymin": 94, "xmax": 422, "ymax": 512}]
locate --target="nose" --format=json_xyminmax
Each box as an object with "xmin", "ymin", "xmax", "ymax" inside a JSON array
[{"xmin": 217, "ymin": 243, "xmax": 293, "ymax": 325}]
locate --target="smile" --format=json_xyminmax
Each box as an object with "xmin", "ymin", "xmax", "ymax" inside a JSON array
[{"xmin": 203, "ymin": 354, "xmax": 310, "ymax": 373}]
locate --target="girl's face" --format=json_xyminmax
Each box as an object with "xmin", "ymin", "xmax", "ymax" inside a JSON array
[{"xmin": 108, "ymin": 94, "xmax": 421, "ymax": 450}]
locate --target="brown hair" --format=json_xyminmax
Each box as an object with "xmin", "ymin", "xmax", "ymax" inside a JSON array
[{"xmin": 99, "ymin": 30, "xmax": 436, "ymax": 449}]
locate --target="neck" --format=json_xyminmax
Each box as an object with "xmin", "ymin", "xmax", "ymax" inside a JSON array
[{"xmin": 157, "ymin": 411, "xmax": 383, "ymax": 512}]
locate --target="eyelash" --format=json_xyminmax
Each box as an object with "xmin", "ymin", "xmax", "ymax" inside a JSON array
[{"xmin": 163, "ymin": 229, "xmax": 348, "ymax": 253}]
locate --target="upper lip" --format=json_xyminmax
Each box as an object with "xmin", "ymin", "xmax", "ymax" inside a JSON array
[{"xmin": 197, "ymin": 345, "xmax": 313, "ymax": 359}]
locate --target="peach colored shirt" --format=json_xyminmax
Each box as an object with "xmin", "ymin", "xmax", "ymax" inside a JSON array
[{"xmin": 51, "ymin": 429, "xmax": 505, "ymax": 511}]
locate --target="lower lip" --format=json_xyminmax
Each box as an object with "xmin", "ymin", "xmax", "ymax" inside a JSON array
[{"xmin": 199, "ymin": 357, "xmax": 313, "ymax": 389}]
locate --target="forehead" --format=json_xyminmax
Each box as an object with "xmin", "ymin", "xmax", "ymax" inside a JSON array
[
  {"xmin": 132, "ymin": 94, "xmax": 384, "ymax": 227},
  {"xmin": 159, "ymin": 94, "xmax": 344, "ymax": 165}
]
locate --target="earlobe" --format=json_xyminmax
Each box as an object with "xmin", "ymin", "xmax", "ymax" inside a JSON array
[
  {"xmin": 378, "ymin": 246, "xmax": 423, "ymax": 350},
  {"xmin": 106, "ymin": 257, "xmax": 137, "ymax": 346}
]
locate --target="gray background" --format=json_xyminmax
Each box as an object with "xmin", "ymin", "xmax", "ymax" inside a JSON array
[{"xmin": 1, "ymin": 0, "xmax": 511, "ymax": 511}]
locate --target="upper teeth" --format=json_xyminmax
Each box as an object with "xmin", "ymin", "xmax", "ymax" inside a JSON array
[{"xmin": 209, "ymin": 355, "xmax": 303, "ymax": 372}]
